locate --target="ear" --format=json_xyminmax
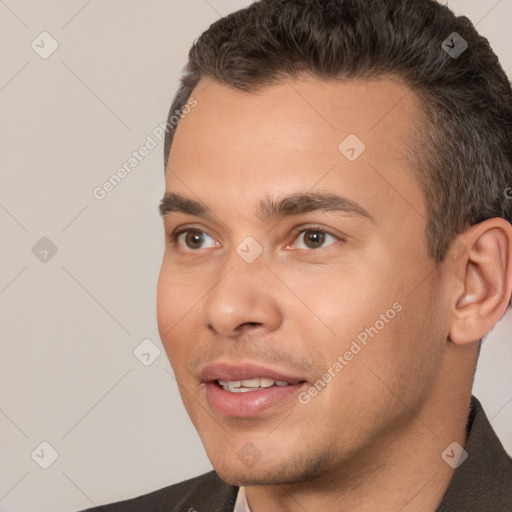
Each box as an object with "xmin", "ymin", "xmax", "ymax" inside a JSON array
[{"xmin": 448, "ymin": 218, "xmax": 512, "ymax": 345}]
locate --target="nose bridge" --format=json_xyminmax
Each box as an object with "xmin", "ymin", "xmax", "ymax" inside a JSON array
[
  {"xmin": 202, "ymin": 242, "xmax": 281, "ymax": 336},
  {"xmin": 216, "ymin": 233, "xmax": 268, "ymax": 292}
]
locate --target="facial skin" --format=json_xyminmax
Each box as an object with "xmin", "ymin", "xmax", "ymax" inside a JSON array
[{"xmin": 157, "ymin": 76, "xmax": 512, "ymax": 512}]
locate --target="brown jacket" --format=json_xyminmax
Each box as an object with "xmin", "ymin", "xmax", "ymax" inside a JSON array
[{"xmin": 81, "ymin": 396, "xmax": 512, "ymax": 511}]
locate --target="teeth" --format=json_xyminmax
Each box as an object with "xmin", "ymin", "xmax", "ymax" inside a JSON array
[
  {"xmin": 259, "ymin": 378, "xmax": 275, "ymax": 388},
  {"xmin": 219, "ymin": 380, "xmax": 241, "ymax": 388},
  {"xmin": 217, "ymin": 377, "xmax": 292, "ymax": 392},
  {"xmin": 241, "ymin": 378, "xmax": 260, "ymax": 388}
]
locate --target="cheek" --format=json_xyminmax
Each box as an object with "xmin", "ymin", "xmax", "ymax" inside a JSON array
[
  {"xmin": 156, "ymin": 268, "xmax": 176, "ymax": 338},
  {"xmin": 156, "ymin": 260, "xmax": 202, "ymax": 335},
  {"xmin": 291, "ymin": 253, "xmax": 437, "ymax": 388},
  {"xmin": 278, "ymin": 261, "xmax": 389, "ymax": 340},
  {"xmin": 156, "ymin": 264, "xmax": 194, "ymax": 365},
  {"xmin": 349, "ymin": 283, "xmax": 445, "ymax": 411}
]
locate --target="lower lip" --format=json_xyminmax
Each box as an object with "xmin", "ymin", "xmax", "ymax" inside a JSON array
[{"xmin": 205, "ymin": 382, "xmax": 304, "ymax": 417}]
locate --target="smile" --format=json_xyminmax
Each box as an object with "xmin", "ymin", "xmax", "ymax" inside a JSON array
[
  {"xmin": 200, "ymin": 362, "xmax": 307, "ymax": 417},
  {"xmin": 217, "ymin": 378, "xmax": 292, "ymax": 392}
]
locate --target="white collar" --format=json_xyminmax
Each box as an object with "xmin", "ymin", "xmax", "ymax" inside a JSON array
[{"xmin": 234, "ymin": 486, "xmax": 252, "ymax": 512}]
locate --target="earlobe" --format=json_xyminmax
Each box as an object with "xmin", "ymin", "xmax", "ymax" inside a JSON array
[{"xmin": 448, "ymin": 218, "xmax": 512, "ymax": 345}]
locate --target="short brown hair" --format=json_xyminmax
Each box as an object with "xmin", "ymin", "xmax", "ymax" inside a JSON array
[{"xmin": 164, "ymin": 0, "xmax": 512, "ymax": 271}]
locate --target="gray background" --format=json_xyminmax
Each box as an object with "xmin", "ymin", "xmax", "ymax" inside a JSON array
[{"xmin": 0, "ymin": 1, "xmax": 511, "ymax": 511}]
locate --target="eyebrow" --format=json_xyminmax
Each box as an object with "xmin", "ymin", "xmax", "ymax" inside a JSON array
[{"xmin": 159, "ymin": 191, "xmax": 373, "ymax": 222}]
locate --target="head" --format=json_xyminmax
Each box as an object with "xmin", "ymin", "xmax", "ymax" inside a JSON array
[{"xmin": 157, "ymin": 0, "xmax": 512, "ymax": 486}]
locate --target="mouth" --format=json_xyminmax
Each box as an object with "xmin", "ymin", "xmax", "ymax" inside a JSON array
[
  {"xmin": 217, "ymin": 377, "xmax": 293, "ymax": 393},
  {"xmin": 200, "ymin": 362, "xmax": 308, "ymax": 417}
]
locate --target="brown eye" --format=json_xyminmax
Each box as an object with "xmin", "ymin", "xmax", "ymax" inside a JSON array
[
  {"xmin": 303, "ymin": 230, "xmax": 326, "ymax": 249},
  {"xmin": 291, "ymin": 229, "xmax": 338, "ymax": 250},
  {"xmin": 175, "ymin": 229, "xmax": 217, "ymax": 250},
  {"xmin": 185, "ymin": 231, "xmax": 205, "ymax": 249}
]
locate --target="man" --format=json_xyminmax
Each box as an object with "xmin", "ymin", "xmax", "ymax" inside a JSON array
[{"xmin": 83, "ymin": 0, "xmax": 512, "ymax": 510}]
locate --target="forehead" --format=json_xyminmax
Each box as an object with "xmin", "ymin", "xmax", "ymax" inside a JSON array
[
  {"xmin": 165, "ymin": 76, "xmax": 425, "ymax": 224},
  {"xmin": 171, "ymin": 76, "xmax": 419, "ymax": 148}
]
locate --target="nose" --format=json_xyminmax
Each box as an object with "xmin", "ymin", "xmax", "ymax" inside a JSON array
[{"xmin": 202, "ymin": 254, "xmax": 283, "ymax": 338}]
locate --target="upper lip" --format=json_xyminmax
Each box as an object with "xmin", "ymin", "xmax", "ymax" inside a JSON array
[{"xmin": 200, "ymin": 362, "xmax": 307, "ymax": 384}]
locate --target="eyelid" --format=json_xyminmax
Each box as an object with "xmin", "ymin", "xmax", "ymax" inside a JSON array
[{"xmin": 168, "ymin": 223, "xmax": 213, "ymax": 238}]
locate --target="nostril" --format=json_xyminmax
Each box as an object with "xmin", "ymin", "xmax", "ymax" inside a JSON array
[{"xmin": 238, "ymin": 322, "xmax": 262, "ymax": 330}]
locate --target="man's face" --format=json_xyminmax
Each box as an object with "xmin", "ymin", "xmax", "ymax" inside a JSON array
[{"xmin": 157, "ymin": 77, "xmax": 450, "ymax": 485}]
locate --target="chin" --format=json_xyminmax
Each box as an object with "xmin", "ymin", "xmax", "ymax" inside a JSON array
[{"xmin": 211, "ymin": 450, "xmax": 333, "ymax": 487}]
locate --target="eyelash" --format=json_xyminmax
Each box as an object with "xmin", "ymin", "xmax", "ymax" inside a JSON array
[{"xmin": 167, "ymin": 225, "xmax": 343, "ymax": 251}]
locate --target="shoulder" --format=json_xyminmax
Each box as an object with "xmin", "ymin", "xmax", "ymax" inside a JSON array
[
  {"xmin": 437, "ymin": 396, "xmax": 512, "ymax": 511},
  {"xmin": 79, "ymin": 471, "xmax": 238, "ymax": 512}
]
